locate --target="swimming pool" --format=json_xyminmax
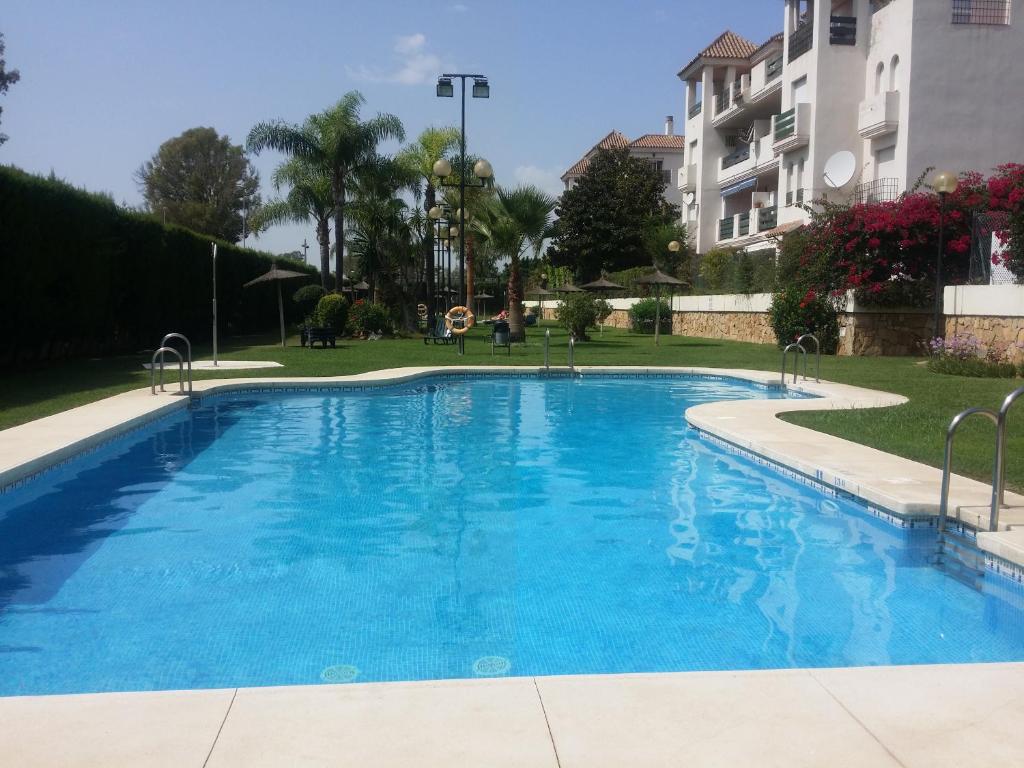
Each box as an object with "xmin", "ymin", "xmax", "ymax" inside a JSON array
[{"xmin": 1, "ymin": 374, "xmax": 1023, "ymax": 696}]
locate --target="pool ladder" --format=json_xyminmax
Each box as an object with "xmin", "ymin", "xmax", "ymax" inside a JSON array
[
  {"xmin": 935, "ymin": 384, "xmax": 1024, "ymax": 584},
  {"xmin": 780, "ymin": 333, "xmax": 820, "ymax": 385},
  {"xmin": 151, "ymin": 332, "xmax": 193, "ymax": 397},
  {"xmin": 540, "ymin": 330, "xmax": 580, "ymax": 377}
]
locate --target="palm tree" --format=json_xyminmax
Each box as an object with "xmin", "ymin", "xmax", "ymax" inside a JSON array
[
  {"xmin": 250, "ymin": 158, "xmax": 334, "ymax": 290},
  {"xmin": 248, "ymin": 91, "xmax": 405, "ymax": 291},
  {"xmin": 396, "ymin": 127, "xmax": 460, "ymax": 326},
  {"xmin": 473, "ymin": 185, "xmax": 556, "ymax": 338},
  {"xmin": 439, "ymin": 154, "xmax": 494, "ymax": 311}
]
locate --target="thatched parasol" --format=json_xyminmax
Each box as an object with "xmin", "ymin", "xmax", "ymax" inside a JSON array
[
  {"xmin": 581, "ymin": 275, "xmax": 625, "ymax": 292},
  {"xmin": 353, "ymin": 280, "xmax": 370, "ymax": 292},
  {"xmin": 552, "ymin": 283, "xmax": 584, "ymax": 293},
  {"xmin": 243, "ymin": 263, "xmax": 311, "ymax": 347},
  {"xmin": 634, "ymin": 267, "xmax": 685, "ymax": 346}
]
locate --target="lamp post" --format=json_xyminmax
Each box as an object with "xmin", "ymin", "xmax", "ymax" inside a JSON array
[
  {"xmin": 436, "ymin": 73, "xmax": 491, "ymax": 307},
  {"xmin": 931, "ymin": 171, "xmax": 959, "ymax": 340}
]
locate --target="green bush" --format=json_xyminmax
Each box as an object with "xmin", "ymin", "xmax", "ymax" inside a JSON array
[
  {"xmin": 699, "ymin": 248, "xmax": 734, "ymax": 293},
  {"xmin": 554, "ymin": 292, "xmax": 612, "ymax": 340},
  {"xmin": 313, "ymin": 293, "xmax": 349, "ymax": 334},
  {"xmin": 293, "ymin": 284, "xmax": 325, "ymax": 319},
  {"xmin": 0, "ymin": 165, "xmax": 317, "ymax": 366},
  {"xmin": 348, "ymin": 301, "xmax": 390, "ymax": 336},
  {"xmin": 628, "ymin": 297, "xmax": 671, "ymax": 335},
  {"xmin": 927, "ymin": 356, "xmax": 1017, "ymax": 378},
  {"xmin": 768, "ymin": 286, "xmax": 840, "ymax": 354}
]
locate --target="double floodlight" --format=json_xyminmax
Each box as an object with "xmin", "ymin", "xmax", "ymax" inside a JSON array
[
  {"xmin": 436, "ymin": 77, "xmax": 454, "ymax": 98},
  {"xmin": 435, "ymin": 75, "xmax": 490, "ymax": 99}
]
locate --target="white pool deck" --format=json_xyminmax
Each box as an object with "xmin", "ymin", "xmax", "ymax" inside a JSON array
[{"xmin": 3, "ymin": 366, "xmax": 1024, "ymax": 766}]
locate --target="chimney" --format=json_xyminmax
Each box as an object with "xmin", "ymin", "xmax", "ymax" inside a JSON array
[{"xmin": 664, "ymin": 115, "xmax": 674, "ymax": 136}]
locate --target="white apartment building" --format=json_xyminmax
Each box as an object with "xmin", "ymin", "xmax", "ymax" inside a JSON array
[
  {"xmin": 678, "ymin": 0, "xmax": 1024, "ymax": 255},
  {"xmin": 561, "ymin": 121, "xmax": 687, "ymax": 208}
]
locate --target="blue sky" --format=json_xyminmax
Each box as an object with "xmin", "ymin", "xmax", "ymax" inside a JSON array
[{"xmin": 2, "ymin": 0, "xmax": 780, "ymax": 257}]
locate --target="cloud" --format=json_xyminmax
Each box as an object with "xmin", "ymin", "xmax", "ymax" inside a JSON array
[
  {"xmin": 513, "ymin": 165, "xmax": 565, "ymax": 198},
  {"xmin": 346, "ymin": 33, "xmax": 441, "ymax": 86},
  {"xmin": 450, "ymin": 3, "xmax": 469, "ymax": 11}
]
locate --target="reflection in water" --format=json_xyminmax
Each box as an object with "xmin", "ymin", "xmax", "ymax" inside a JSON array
[{"xmin": 1, "ymin": 377, "xmax": 1023, "ymax": 697}]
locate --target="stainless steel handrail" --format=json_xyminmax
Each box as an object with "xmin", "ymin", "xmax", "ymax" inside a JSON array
[
  {"xmin": 544, "ymin": 329, "xmax": 550, "ymax": 372},
  {"xmin": 151, "ymin": 347, "xmax": 185, "ymax": 395},
  {"xmin": 159, "ymin": 333, "xmax": 193, "ymax": 394},
  {"xmin": 938, "ymin": 407, "xmax": 999, "ymax": 543},
  {"xmin": 991, "ymin": 384, "xmax": 1024, "ymax": 528},
  {"xmin": 781, "ymin": 342, "xmax": 805, "ymax": 385},
  {"xmin": 568, "ymin": 335, "xmax": 575, "ymax": 372},
  {"xmin": 796, "ymin": 333, "xmax": 820, "ymax": 382}
]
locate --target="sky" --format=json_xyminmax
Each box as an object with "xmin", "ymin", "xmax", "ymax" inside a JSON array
[{"xmin": 1, "ymin": 0, "xmax": 780, "ymax": 260}]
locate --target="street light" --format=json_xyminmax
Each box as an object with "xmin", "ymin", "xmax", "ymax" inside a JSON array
[
  {"xmin": 931, "ymin": 171, "xmax": 959, "ymax": 340},
  {"xmin": 667, "ymin": 239, "xmax": 681, "ymax": 254},
  {"xmin": 436, "ymin": 72, "xmax": 490, "ymax": 307}
]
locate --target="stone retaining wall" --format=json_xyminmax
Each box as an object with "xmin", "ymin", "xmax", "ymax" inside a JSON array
[
  {"xmin": 839, "ymin": 311, "xmax": 933, "ymax": 357},
  {"xmin": 946, "ymin": 316, "xmax": 1024, "ymax": 362}
]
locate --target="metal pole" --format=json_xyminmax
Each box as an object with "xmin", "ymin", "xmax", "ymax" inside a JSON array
[
  {"xmin": 212, "ymin": 243, "xmax": 218, "ymax": 366},
  {"xmin": 277, "ymin": 281, "xmax": 286, "ymax": 347},
  {"xmin": 932, "ymin": 193, "xmax": 947, "ymax": 340},
  {"xmin": 459, "ymin": 76, "xmax": 467, "ymax": 308},
  {"xmin": 654, "ymin": 287, "xmax": 661, "ymax": 346}
]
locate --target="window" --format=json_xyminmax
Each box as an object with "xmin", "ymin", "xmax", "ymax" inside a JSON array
[
  {"xmin": 952, "ymin": 0, "xmax": 1011, "ymax": 25},
  {"xmin": 874, "ymin": 62, "xmax": 885, "ymax": 95},
  {"xmin": 889, "ymin": 55, "xmax": 899, "ymax": 91}
]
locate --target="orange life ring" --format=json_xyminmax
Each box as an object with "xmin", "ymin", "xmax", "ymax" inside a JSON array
[{"xmin": 444, "ymin": 306, "xmax": 475, "ymax": 335}]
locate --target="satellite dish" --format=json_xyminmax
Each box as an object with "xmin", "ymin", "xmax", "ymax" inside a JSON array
[
  {"xmin": 682, "ymin": 191, "xmax": 695, "ymax": 206},
  {"xmin": 823, "ymin": 151, "xmax": 856, "ymax": 189}
]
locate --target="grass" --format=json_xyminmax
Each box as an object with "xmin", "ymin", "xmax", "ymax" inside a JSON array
[{"xmin": 2, "ymin": 322, "xmax": 1021, "ymax": 491}]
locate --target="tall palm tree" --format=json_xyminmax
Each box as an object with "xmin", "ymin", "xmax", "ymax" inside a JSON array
[
  {"xmin": 396, "ymin": 126, "xmax": 460, "ymax": 325},
  {"xmin": 248, "ymin": 91, "xmax": 405, "ymax": 291},
  {"xmin": 473, "ymin": 185, "xmax": 556, "ymax": 338},
  {"xmin": 250, "ymin": 158, "xmax": 334, "ymax": 290},
  {"xmin": 439, "ymin": 154, "xmax": 494, "ymax": 311}
]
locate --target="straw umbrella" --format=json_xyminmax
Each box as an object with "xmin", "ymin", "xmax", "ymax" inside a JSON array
[
  {"xmin": 243, "ymin": 262, "xmax": 311, "ymax": 347},
  {"xmin": 526, "ymin": 285, "xmax": 555, "ymax": 319},
  {"xmin": 473, "ymin": 291, "xmax": 494, "ymax": 322},
  {"xmin": 634, "ymin": 266, "xmax": 685, "ymax": 346},
  {"xmin": 581, "ymin": 275, "xmax": 624, "ymax": 334}
]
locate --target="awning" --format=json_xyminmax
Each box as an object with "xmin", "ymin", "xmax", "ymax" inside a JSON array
[{"xmin": 721, "ymin": 177, "xmax": 758, "ymax": 197}]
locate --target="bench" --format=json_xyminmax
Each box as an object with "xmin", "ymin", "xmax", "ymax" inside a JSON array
[{"xmin": 302, "ymin": 326, "xmax": 337, "ymax": 348}]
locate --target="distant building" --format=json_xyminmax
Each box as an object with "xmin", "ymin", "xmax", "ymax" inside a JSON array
[
  {"xmin": 561, "ymin": 120, "xmax": 687, "ymax": 209},
  {"xmin": 678, "ymin": 0, "xmax": 1024, "ymax": 254}
]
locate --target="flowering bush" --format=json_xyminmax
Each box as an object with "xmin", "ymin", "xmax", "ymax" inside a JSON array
[
  {"xmin": 926, "ymin": 333, "xmax": 1019, "ymax": 378},
  {"xmin": 348, "ymin": 301, "xmax": 389, "ymax": 337},
  {"xmin": 987, "ymin": 164, "xmax": 1024, "ymax": 281}
]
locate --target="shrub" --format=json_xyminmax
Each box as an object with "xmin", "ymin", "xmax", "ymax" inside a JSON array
[
  {"xmin": 554, "ymin": 292, "xmax": 612, "ymax": 340},
  {"xmin": 698, "ymin": 248, "xmax": 733, "ymax": 293},
  {"xmin": 348, "ymin": 301, "xmax": 390, "ymax": 336},
  {"xmin": 926, "ymin": 334, "xmax": 1020, "ymax": 377},
  {"xmin": 313, "ymin": 293, "xmax": 349, "ymax": 334},
  {"xmin": 628, "ymin": 297, "xmax": 671, "ymax": 335},
  {"xmin": 768, "ymin": 286, "xmax": 841, "ymax": 354},
  {"xmin": 293, "ymin": 284, "xmax": 324, "ymax": 319}
]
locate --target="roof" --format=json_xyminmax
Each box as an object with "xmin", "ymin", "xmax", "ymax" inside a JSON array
[
  {"xmin": 629, "ymin": 134, "xmax": 686, "ymax": 150},
  {"xmin": 750, "ymin": 32, "xmax": 784, "ymax": 64},
  {"xmin": 561, "ymin": 130, "xmax": 630, "ymax": 180},
  {"xmin": 677, "ymin": 30, "xmax": 758, "ymax": 79},
  {"xmin": 759, "ymin": 221, "xmax": 804, "ymax": 238}
]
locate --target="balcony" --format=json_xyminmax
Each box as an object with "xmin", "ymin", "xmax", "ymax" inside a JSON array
[
  {"xmin": 855, "ymin": 177, "xmax": 901, "ymax": 204},
  {"xmin": 858, "ymin": 90, "xmax": 900, "ymax": 139},
  {"xmin": 788, "ymin": 23, "xmax": 813, "ymax": 62},
  {"xmin": 721, "ymin": 144, "xmax": 751, "ymax": 171},
  {"xmin": 765, "ymin": 54, "xmax": 783, "ymax": 82},
  {"xmin": 830, "ymin": 15, "xmax": 857, "ymax": 45},
  {"xmin": 679, "ymin": 163, "xmax": 697, "ymax": 192},
  {"xmin": 716, "ymin": 205, "xmax": 779, "ymax": 243},
  {"xmin": 712, "ymin": 59, "xmax": 783, "ymax": 128},
  {"xmin": 717, "ymin": 129, "xmax": 777, "ymax": 185},
  {"xmin": 688, "ymin": 101, "xmax": 702, "ymax": 119},
  {"xmin": 772, "ymin": 104, "xmax": 811, "ymax": 153}
]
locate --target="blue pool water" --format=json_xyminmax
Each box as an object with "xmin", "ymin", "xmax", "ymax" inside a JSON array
[{"xmin": 1, "ymin": 375, "xmax": 1023, "ymax": 696}]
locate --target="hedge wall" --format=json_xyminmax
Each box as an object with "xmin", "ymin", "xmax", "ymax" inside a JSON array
[{"xmin": 0, "ymin": 166, "xmax": 318, "ymax": 367}]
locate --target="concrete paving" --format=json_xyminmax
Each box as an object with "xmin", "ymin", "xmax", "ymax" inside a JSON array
[{"xmin": 3, "ymin": 664, "xmax": 1024, "ymax": 767}]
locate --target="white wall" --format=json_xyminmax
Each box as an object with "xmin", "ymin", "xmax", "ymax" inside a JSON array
[{"xmin": 944, "ymin": 285, "xmax": 1024, "ymax": 317}]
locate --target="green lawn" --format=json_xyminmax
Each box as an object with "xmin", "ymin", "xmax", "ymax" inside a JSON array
[{"xmin": 2, "ymin": 322, "xmax": 1021, "ymax": 491}]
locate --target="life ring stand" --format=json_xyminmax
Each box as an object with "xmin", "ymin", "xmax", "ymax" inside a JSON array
[{"xmin": 444, "ymin": 306, "xmax": 475, "ymax": 335}]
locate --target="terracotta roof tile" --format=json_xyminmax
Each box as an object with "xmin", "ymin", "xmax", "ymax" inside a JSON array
[
  {"xmin": 562, "ymin": 130, "xmax": 629, "ymax": 179},
  {"xmin": 629, "ymin": 134, "xmax": 686, "ymax": 149},
  {"xmin": 750, "ymin": 31, "xmax": 784, "ymax": 62},
  {"xmin": 678, "ymin": 30, "xmax": 758, "ymax": 78}
]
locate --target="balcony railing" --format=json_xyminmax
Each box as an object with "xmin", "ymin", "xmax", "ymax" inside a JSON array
[
  {"xmin": 738, "ymin": 211, "xmax": 750, "ymax": 237},
  {"xmin": 715, "ymin": 91, "xmax": 729, "ymax": 115},
  {"xmin": 774, "ymin": 108, "xmax": 796, "ymax": 141},
  {"xmin": 952, "ymin": 0, "xmax": 1010, "ymax": 25},
  {"xmin": 758, "ymin": 206, "xmax": 778, "ymax": 231},
  {"xmin": 788, "ymin": 23, "xmax": 813, "ymax": 62},
  {"xmin": 721, "ymin": 144, "xmax": 751, "ymax": 171},
  {"xmin": 719, "ymin": 217, "xmax": 735, "ymax": 240},
  {"xmin": 765, "ymin": 54, "xmax": 783, "ymax": 82},
  {"xmin": 731, "ymin": 79, "xmax": 743, "ymax": 103},
  {"xmin": 688, "ymin": 101, "xmax": 702, "ymax": 119},
  {"xmin": 855, "ymin": 177, "xmax": 901, "ymax": 204},
  {"xmin": 830, "ymin": 16, "xmax": 857, "ymax": 45}
]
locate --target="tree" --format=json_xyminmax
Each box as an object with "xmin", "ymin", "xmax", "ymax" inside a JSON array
[
  {"xmin": 250, "ymin": 158, "xmax": 334, "ymax": 291},
  {"xmin": 396, "ymin": 126, "xmax": 460, "ymax": 327},
  {"xmin": 248, "ymin": 92, "xmax": 405, "ymax": 294},
  {"xmin": 135, "ymin": 127, "xmax": 260, "ymax": 241},
  {"xmin": 0, "ymin": 32, "xmax": 19, "ymax": 147},
  {"xmin": 548, "ymin": 147, "xmax": 680, "ymax": 280},
  {"xmin": 474, "ymin": 186, "xmax": 555, "ymax": 339}
]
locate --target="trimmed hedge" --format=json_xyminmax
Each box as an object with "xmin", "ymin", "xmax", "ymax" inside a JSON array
[{"xmin": 0, "ymin": 165, "xmax": 318, "ymax": 366}]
